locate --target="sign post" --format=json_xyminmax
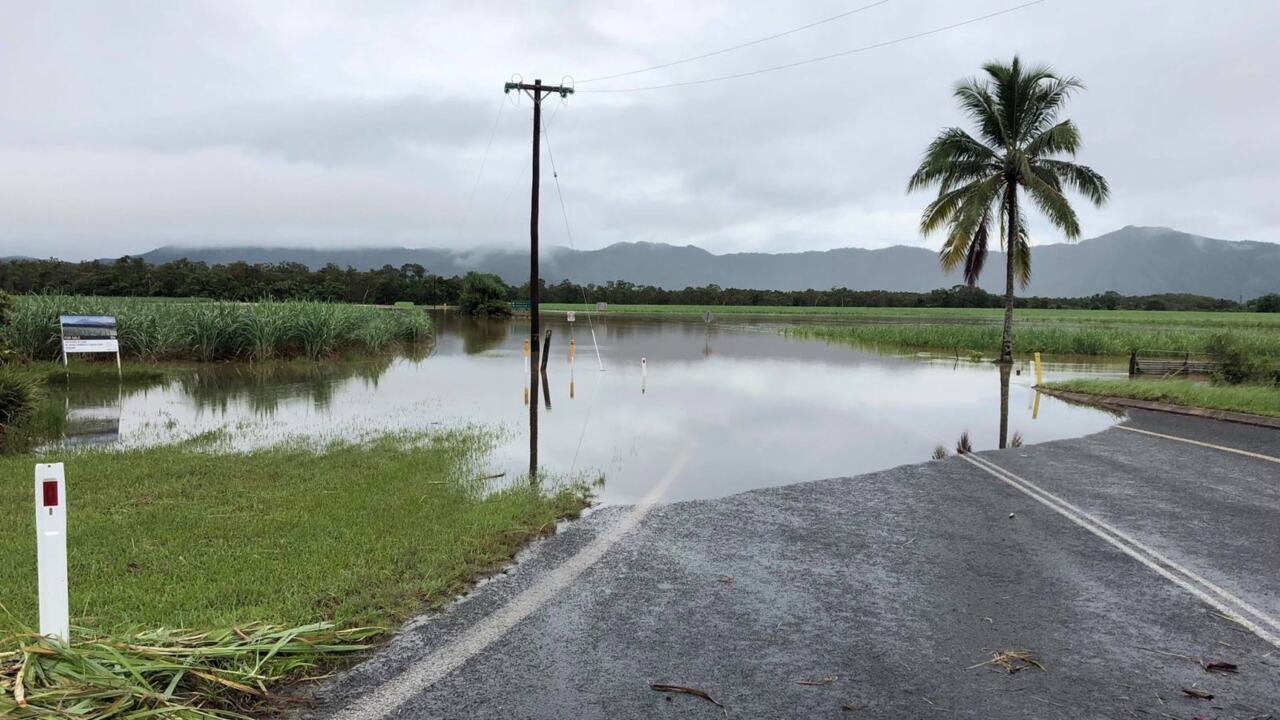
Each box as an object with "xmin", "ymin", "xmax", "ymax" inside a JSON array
[
  {"xmin": 59, "ymin": 315, "xmax": 121, "ymax": 375},
  {"xmin": 35, "ymin": 462, "xmax": 69, "ymax": 642}
]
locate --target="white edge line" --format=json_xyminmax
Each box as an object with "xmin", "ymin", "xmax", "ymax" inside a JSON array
[
  {"xmin": 959, "ymin": 452, "xmax": 1280, "ymax": 650},
  {"xmin": 1115, "ymin": 424, "xmax": 1280, "ymax": 464},
  {"xmin": 963, "ymin": 451, "xmax": 1280, "ymax": 637},
  {"xmin": 340, "ymin": 443, "xmax": 697, "ymax": 720}
]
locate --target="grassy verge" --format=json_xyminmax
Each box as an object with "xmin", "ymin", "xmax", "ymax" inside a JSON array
[
  {"xmin": 1, "ymin": 431, "xmax": 590, "ymax": 714},
  {"xmin": 1042, "ymin": 378, "xmax": 1280, "ymax": 418},
  {"xmin": 10, "ymin": 296, "xmax": 431, "ymax": 362},
  {"xmin": 783, "ymin": 323, "xmax": 1280, "ymax": 358}
]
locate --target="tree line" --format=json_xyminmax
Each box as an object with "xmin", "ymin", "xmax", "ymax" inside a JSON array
[{"xmin": 1, "ymin": 256, "xmax": 1276, "ymax": 312}]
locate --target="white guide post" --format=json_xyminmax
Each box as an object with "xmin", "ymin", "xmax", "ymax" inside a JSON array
[{"xmin": 35, "ymin": 462, "xmax": 70, "ymax": 642}]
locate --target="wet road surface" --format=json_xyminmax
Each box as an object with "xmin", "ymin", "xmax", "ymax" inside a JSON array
[{"xmin": 305, "ymin": 410, "xmax": 1280, "ymax": 719}]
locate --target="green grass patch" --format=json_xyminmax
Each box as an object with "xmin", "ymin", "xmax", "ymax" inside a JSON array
[
  {"xmin": 1043, "ymin": 378, "xmax": 1280, "ymax": 418},
  {"xmin": 783, "ymin": 322, "xmax": 1280, "ymax": 358},
  {"xmin": 0, "ymin": 430, "xmax": 589, "ymax": 714},
  {"xmin": 9, "ymin": 296, "xmax": 432, "ymax": 362},
  {"xmin": 0, "ymin": 432, "xmax": 589, "ymax": 632}
]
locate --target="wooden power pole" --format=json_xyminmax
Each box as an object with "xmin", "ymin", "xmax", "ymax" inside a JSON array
[{"xmin": 504, "ymin": 78, "xmax": 573, "ymax": 481}]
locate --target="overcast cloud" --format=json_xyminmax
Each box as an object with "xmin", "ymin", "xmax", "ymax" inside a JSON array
[{"xmin": 1, "ymin": 0, "xmax": 1277, "ymax": 260}]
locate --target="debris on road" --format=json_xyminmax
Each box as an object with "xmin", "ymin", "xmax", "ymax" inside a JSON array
[
  {"xmin": 1182, "ymin": 687, "xmax": 1214, "ymax": 699},
  {"xmin": 650, "ymin": 683, "xmax": 727, "ymax": 716},
  {"xmin": 1202, "ymin": 660, "xmax": 1238, "ymax": 674},
  {"xmin": 969, "ymin": 649, "xmax": 1046, "ymax": 674}
]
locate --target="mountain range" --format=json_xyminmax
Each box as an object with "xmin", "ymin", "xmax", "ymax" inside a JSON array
[{"xmin": 135, "ymin": 226, "xmax": 1279, "ymax": 299}]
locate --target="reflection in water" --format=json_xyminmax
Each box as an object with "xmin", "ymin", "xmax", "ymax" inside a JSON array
[
  {"xmin": 64, "ymin": 397, "xmax": 121, "ymax": 446},
  {"xmin": 998, "ymin": 362, "xmax": 1012, "ymax": 449},
  {"xmin": 28, "ymin": 314, "xmax": 1124, "ymax": 504}
]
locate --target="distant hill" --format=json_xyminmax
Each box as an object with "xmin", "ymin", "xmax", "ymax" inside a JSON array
[{"xmin": 135, "ymin": 226, "xmax": 1279, "ymax": 299}]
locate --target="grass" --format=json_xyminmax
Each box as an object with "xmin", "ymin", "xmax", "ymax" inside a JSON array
[
  {"xmin": 0, "ymin": 431, "xmax": 588, "ymax": 633},
  {"xmin": 9, "ymin": 296, "xmax": 432, "ymax": 362},
  {"xmin": 544, "ymin": 303, "xmax": 1280, "ymax": 357},
  {"xmin": 0, "ymin": 430, "xmax": 591, "ymax": 715},
  {"xmin": 541, "ymin": 303, "xmax": 1280, "ymax": 328},
  {"xmin": 2, "ymin": 622, "xmax": 379, "ymax": 718},
  {"xmin": 783, "ymin": 322, "xmax": 1280, "ymax": 358},
  {"xmin": 1043, "ymin": 378, "xmax": 1280, "ymax": 418}
]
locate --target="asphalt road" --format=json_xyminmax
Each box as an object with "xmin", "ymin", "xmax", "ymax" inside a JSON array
[{"xmin": 305, "ymin": 410, "xmax": 1280, "ymax": 719}]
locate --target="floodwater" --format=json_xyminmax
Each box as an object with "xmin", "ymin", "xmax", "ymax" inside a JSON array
[{"xmin": 44, "ymin": 313, "xmax": 1123, "ymax": 504}]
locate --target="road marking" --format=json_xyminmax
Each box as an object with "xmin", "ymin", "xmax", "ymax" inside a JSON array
[
  {"xmin": 339, "ymin": 443, "xmax": 696, "ymax": 720},
  {"xmin": 1116, "ymin": 424, "xmax": 1280, "ymax": 464},
  {"xmin": 959, "ymin": 452, "xmax": 1280, "ymax": 649},
  {"xmin": 963, "ymin": 452, "xmax": 1280, "ymax": 635}
]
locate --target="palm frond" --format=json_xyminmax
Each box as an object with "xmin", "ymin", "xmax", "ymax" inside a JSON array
[
  {"xmin": 907, "ymin": 127, "xmax": 1000, "ymax": 192},
  {"xmin": 1021, "ymin": 158, "xmax": 1081, "ymax": 238},
  {"xmin": 952, "ymin": 80, "xmax": 1008, "ymax": 149},
  {"xmin": 1011, "ymin": 206, "xmax": 1032, "ymax": 286},
  {"xmin": 939, "ymin": 175, "xmax": 1003, "ymax": 273},
  {"xmin": 1024, "ymin": 120, "xmax": 1081, "ymax": 159},
  {"xmin": 996, "ymin": 198, "xmax": 1033, "ymax": 287},
  {"xmin": 1020, "ymin": 76, "xmax": 1083, "ymax": 141},
  {"xmin": 1039, "ymin": 159, "xmax": 1110, "ymax": 206},
  {"xmin": 963, "ymin": 206, "xmax": 993, "ymax": 286}
]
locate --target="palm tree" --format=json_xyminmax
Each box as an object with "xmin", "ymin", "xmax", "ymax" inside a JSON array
[{"xmin": 908, "ymin": 56, "xmax": 1109, "ymax": 363}]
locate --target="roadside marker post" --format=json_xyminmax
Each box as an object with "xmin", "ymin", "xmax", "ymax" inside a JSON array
[
  {"xmin": 35, "ymin": 462, "xmax": 70, "ymax": 642},
  {"xmin": 1033, "ymin": 352, "xmax": 1043, "ymax": 385}
]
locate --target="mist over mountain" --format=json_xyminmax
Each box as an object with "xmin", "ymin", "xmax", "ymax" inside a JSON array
[{"xmin": 134, "ymin": 226, "xmax": 1278, "ymax": 300}]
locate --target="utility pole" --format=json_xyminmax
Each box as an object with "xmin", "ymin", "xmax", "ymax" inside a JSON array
[{"xmin": 504, "ymin": 77, "xmax": 573, "ymax": 482}]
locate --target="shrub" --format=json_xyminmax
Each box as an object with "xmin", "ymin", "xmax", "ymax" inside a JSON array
[
  {"xmin": 0, "ymin": 367, "xmax": 42, "ymax": 450},
  {"xmin": 0, "ymin": 290, "xmax": 14, "ymax": 362},
  {"xmin": 459, "ymin": 273, "xmax": 513, "ymax": 318},
  {"xmin": 1206, "ymin": 333, "xmax": 1277, "ymax": 385}
]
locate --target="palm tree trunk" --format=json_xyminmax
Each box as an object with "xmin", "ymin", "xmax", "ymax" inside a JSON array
[{"xmin": 999, "ymin": 185, "xmax": 1017, "ymax": 364}]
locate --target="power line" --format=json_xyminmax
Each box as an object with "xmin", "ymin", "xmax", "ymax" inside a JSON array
[
  {"xmin": 455, "ymin": 96, "xmax": 507, "ymax": 235},
  {"xmin": 542, "ymin": 116, "xmax": 607, "ymax": 475},
  {"xmin": 578, "ymin": 0, "xmax": 1047, "ymax": 93},
  {"xmin": 542, "ymin": 111, "xmax": 605, "ymax": 374},
  {"xmin": 577, "ymin": 0, "xmax": 891, "ymax": 84}
]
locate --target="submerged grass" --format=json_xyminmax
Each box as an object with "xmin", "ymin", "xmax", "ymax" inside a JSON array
[
  {"xmin": 0, "ymin": 430, "xmax": 591, "ymax": 713},
  {"xmin": 1042, "ymin": 378, "xmax": 1280, "ymax": 418},
  {"xmin": 10, "ymin": 296, "xmax": 432, "ymax": 362}
]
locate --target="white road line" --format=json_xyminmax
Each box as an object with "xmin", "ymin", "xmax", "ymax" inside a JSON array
[
  {"xmin": 964, "ymin": 452, "xmax": 1280, "ymax": 635},
  {"xmin": 959, "ymin": 452, "xmax": 1280, "ymax": 650},
  {"xmin": 1116, "ymin": 424, "xmax": 1280, "ymax": 464},
  {"xmin": 340, "ymin": 443, "xmax": 697, "ymax": 720}
]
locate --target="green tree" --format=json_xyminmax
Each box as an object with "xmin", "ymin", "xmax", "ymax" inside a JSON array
[
  {"xmin": 458, "ymin": 272, "xmax": 513, "ymax": 318},
  {"xmin": 909, "ymin": 56, "xmax": 1109, "ymax": 362}
]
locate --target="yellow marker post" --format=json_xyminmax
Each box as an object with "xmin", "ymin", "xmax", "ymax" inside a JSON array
[{"xmin": 1033, "ymin": 352, "xmax": 1043, "ymax": 386}]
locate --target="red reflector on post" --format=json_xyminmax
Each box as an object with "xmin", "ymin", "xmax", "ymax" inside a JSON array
[{"xmin": 42, "ymin": 480, "xmax": 58, "ymax": 508}]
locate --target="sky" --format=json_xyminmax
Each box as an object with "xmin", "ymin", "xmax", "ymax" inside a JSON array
[{"xmin": 1, "ymin": 0, "xmax": 1278, "ymax": 261}]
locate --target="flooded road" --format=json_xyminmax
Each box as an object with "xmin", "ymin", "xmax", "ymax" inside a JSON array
[{"xmin": 48, "ymin": 313, "xmax": 1122, "ymax": 504}]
